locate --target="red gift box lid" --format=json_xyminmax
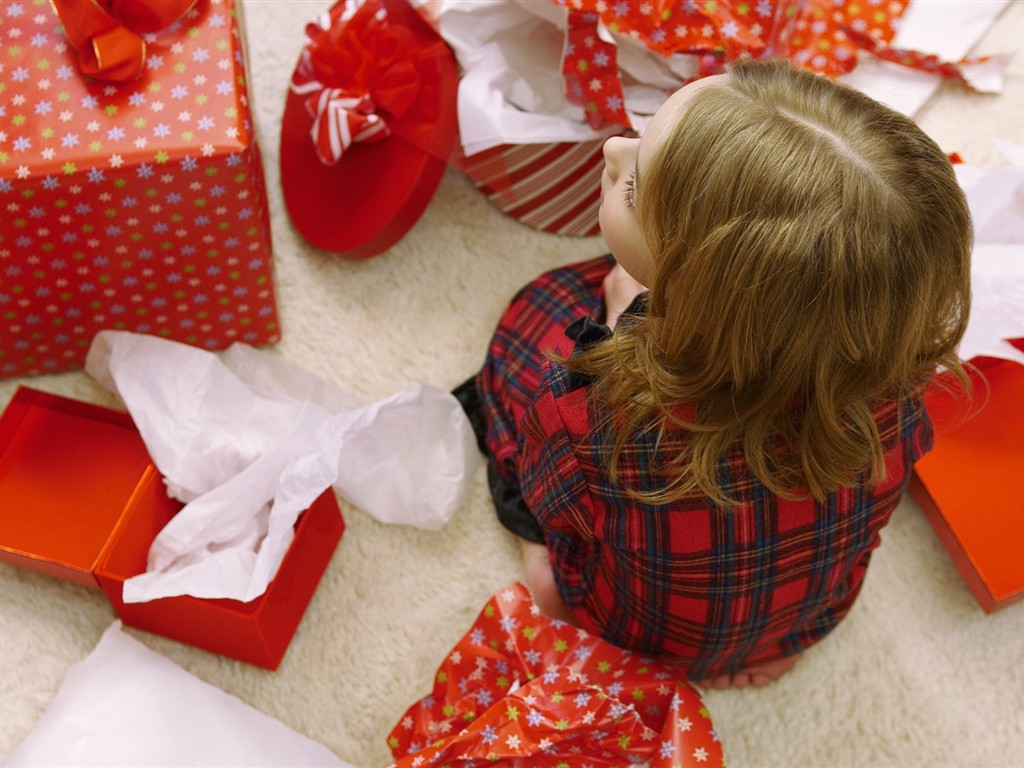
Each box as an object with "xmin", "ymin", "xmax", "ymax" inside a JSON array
[
  {"xmin": 911, "ymin": 347, "xmax": 1024, "ymax": 612},
  {"xmin": 279, "ymin": 0, "xmax": 459, "ymax": 259},
  {"xmin": 0, "ymin": 387, "xmax": 154, "ymax": 588}
]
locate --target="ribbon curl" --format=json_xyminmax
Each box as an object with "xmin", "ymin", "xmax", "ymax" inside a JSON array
[
  {"xmin": 290, "ymin": 0, "xmax": 449, "ymax": 167},
  {"xmin": 50, "ymin": 0, "xmax": 198, "ymax": 82}
]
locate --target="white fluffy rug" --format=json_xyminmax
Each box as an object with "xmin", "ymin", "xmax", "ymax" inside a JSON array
[{"xmin": 2, "ymin": 2, "xmax": 1023, "ymax": 766}]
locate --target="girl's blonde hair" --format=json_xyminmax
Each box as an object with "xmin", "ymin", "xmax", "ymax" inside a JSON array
[{"xmin": 568, "ymin": 58, "xmax": 973, "ymax": 505}]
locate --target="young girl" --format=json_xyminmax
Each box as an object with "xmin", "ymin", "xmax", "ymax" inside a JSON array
[{"xmin": 456, "ymin": 59, "xmax": 972, "ymax": 689}]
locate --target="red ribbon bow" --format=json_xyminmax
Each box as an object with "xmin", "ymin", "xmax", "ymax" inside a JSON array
[
  {"xmin": 50, "ymin": 0, "xmax": 199, "ymax": 82},
  {"xmin": 290, "ymin": 0, "xmax": 445, "ymax": 167}
]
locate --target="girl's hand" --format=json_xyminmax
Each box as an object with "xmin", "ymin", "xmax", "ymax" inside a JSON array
[{"xmin": 603, "ymin": 262, "xmax": 646, "ymax": 329}]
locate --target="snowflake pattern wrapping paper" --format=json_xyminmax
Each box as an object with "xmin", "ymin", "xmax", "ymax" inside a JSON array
[
  {"xmin": 0, "ymin": 0, "xmax": 278, "ymax": 379},
  {"xmin": 558, "ymin": 0, "xmax": 913, "ymax": 128},
  {"xmin": 387, "ymin": 582, "xmax": 724, "ymax": 767},
  {"xmin": 557, "ymin": 0, "xmax": 1002, "ymax": 130},
  {"xmin": 561, "ymin": 0, "xmax": 910, "ymax": 73}
]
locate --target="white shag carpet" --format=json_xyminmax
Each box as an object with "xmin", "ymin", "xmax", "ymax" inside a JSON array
[{"xmin": 2, "ymin": 2, "xmax": 1023, "ymax": 766}]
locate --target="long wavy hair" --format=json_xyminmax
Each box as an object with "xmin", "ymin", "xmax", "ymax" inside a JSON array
[{"xmin": 566, "ymin": 58, "xmax": 973, "ymax": 505}]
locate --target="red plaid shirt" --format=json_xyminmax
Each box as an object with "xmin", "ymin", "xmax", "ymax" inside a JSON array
[{"xmin": 476, "ymin": 255, "xmax": 932, "ymax": 679}]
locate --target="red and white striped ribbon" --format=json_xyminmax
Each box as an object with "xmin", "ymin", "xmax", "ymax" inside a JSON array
[{"xmin": 303, "ymin": 88, "xmax": 390, "ymax": 166}]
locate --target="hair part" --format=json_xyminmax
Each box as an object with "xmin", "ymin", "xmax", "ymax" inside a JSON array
[{"xmin": 569, "ymin": 58, "xmax": 973, "ymax": 506}]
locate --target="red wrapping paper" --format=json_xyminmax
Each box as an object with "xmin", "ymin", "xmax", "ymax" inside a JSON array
[
  {"xmin": 841, "ymin": 25, "xmax": 1004, "ymax": 91},
  {"xmin": 557, "ymin": 0, "xmax": 1000, "ymax": 129},
  {"xmin": 558, "ymin": 0, "xmax": 909, "ymax": 75},
  {"xmin": 0, "ymin": 0, "xmax": 278, "ymax": 379},
  {"xmin": 387, "ymin": 583, "xmax": 724, "ymax": 767}
]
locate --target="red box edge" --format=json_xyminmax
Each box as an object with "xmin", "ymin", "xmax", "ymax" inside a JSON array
[
  {"xmin": 0, "ymin": 387, "xmax": 143, "ymax": 588},
  {"xmin": 96, "ymin": 481, "xmax": 345, "ymax": 670},
  {"xmin": 908, "ymin": 473, "xmax": 1024, "ymax": 613},
  {"xmin": 2, "ymin": 387, "xmax": 345, "ymax": 668}
]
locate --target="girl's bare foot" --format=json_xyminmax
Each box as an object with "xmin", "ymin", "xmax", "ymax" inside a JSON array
[
  {"xmin": 518, "ymin": 538, "xmax": 577, "ymax": 625},
  {"xmin": 696, "ymin": 652, "xmax": 803, "ymax": 690}
]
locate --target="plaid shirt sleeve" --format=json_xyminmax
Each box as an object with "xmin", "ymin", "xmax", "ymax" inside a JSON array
[
  {"xmin": 518, "ymin": 352, "xmax": 933, "ymax": 680},
  {"xmin": 473, "ymin": 256, "xmax": 614, "ymax": 542}
]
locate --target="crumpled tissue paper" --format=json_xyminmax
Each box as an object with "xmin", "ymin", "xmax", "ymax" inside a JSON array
[{"xmin": 84, "ymin": 331, "xmax": 480, "ymax": 604}]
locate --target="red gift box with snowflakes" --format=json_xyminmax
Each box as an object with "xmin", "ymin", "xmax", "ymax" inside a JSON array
[{"xmin": 0, "ymin": 0, "xmax": 279, "ymax": 379}]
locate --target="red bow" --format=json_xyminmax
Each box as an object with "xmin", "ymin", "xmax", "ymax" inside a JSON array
[
  {"xmin": 289, "ymin": 0, "xmax": 447, "ymax": 166},
  {"xmin": 51, "ymin": 0, "xmax": 199, "ymax": 82}
]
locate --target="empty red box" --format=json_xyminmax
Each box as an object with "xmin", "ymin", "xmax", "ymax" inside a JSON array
[
  {"xmin": 0, "ymin": 387, "xmax": 344, "ymax": 668},
  {"xmin": 910, "ymin": 345, "xmax": 1024, "ymax": 613}
]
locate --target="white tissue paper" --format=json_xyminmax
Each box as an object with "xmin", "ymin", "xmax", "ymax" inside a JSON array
[
  {"xmin": 954, "ymin": 141, "xmax": 1024, "ymax": 366},
  {"xmin": 84, "ymin": 331, "xmax": 480, "ymax": 604},
  {"xmin": 1, "ymin": 622, "xmax": 353, "ymax": 767},
  {"xmin": 423, "ymin": 0, "xmax": 617, "ymax": 155}
]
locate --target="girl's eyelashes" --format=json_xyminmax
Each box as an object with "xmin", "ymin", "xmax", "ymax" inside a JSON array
[{"xmin": 623, "ymin": 170, "xmax": 636, "ymax": 209}]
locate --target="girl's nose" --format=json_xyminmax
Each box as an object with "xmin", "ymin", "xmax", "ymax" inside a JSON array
[{"xmin": 602, "ymin": 135, "xmax": 633, "ymax": 178}]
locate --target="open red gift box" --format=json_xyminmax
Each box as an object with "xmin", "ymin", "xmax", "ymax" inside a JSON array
[
  {"xmin": 0, "ymin": 387, "xmax": 344, "ymax": 669},
  {"xmin": 910, "ymin": 342, "xmax": 1024, "ymax": 613}
]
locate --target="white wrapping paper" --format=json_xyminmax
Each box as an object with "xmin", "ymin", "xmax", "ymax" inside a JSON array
[
  {"xmin": 955, "ymin": 141, "xmax": 1024, "ymax": 365},
  {"xmin": 84, "ymin": 331, "xmax": 480, "ymax": 604},
  {"xmin": 1, "ymin": 622, "xmax": 353, "ymax": 767}
]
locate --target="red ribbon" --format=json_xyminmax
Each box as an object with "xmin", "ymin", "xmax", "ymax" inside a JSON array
[
  {"xmin": 50, "ymin": 0, "xmax": 199, "ymax": 82},
  {"xmin": 290, "ymin": 0, "xmax": 450, "ymax": 167}
]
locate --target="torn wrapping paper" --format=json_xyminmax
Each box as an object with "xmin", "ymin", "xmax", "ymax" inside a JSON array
[
  {"xmin": 424, "ymin": 0, "xmax": 1009, "ymax": 241},
  {"xmin": 1, "ymin": 622, "xmax": 353, "ymax": 767},
  {"xmin": 555, "ymin": 0, "xmax": 918, "ymax": 130},
  {"xmin": 841, "ymin": 26, "xmax": 1009, "ymax": 94},
  {"xmin": 387, "ymin": 583, "xmax": 723, "ymax": 767},
  {"xmin": 84, "ymin": 331, "xmax": 480, "ymax": 603},
  {"xmin": 954, "ymin": 141, "xmax": 1024, "ymax": 366},
  {"xmin": 841, "ymin": 0, "xmax": 1012, "ymax": 114},
  {"xmin": 421, "ymin": 0, "xmax": 1010, "ymax": 154}
]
